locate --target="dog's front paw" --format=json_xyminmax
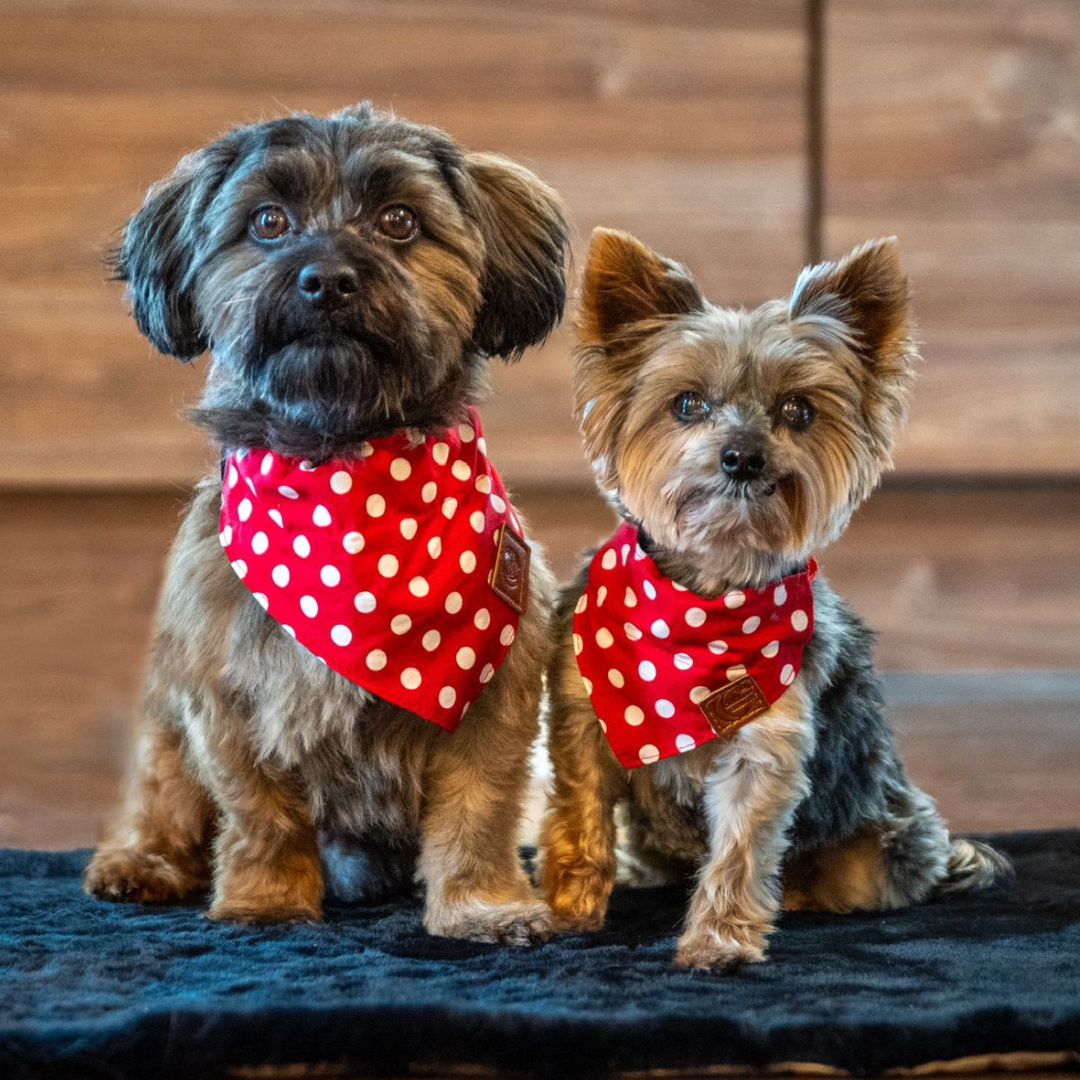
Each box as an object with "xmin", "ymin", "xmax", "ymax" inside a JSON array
[
  {"xmin": 674, "ymin": 927, "xmax": 767, "ymax": 972},
  {"xmin": 207, "ymin": 900, "xmax": 322, "ymax": 925},
  {"xmin": 84, "ymin": 848, "xmax": 198, "ymax": 904},
  {"xmin": 426, "ymin": 899, "xmax": 553, "ymax": 945},
  {"xmin": 550, "ymin": 910, "xmax": 606, "ymax": 934}
]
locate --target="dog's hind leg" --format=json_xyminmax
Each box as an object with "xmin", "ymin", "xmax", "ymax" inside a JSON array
[
  {"xmin": 784, "ymin": 785, "xmax": 1009, "ymax": 913},
  {"xmin": 84, "ymin": 710, "xmax": 214, "ymax": 904}
]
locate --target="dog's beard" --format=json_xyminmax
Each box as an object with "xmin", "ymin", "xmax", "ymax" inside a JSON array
[
  {"xmin": 195, "ymin": 275, "xmax": 477, "ymax": 456},
  {"xmin": 251, "ymin": 337, "xmax": 406, "ymax": 435}
]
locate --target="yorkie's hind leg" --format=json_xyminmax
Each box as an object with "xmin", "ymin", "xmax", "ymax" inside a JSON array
[
  {"xmin": 84, "ymin": 710, "xmax": 214, "ymax": 904},
  {"xmin": 783, "ymin": 825, "xmax": 899, "ymax": 913},
  {"xmin": 321, "ymin": 831, "xmax": 419, "ymax": 903},
  {"xmin": 784, "ymin": 786, "xmax": 985, "ymax": 913}
]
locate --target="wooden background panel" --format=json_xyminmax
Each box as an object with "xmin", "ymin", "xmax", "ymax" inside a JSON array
[
  {"xmin": 0, "ymin": 0, "xmax": 806, "ymax": 489},
  {"xmin": 825, "ymin": 0, "xmax": 1080, "ymax": 475}
]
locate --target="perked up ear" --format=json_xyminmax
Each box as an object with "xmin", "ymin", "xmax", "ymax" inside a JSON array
[
  {"xmin": 572, "ymin": 230, "xmax": 705, "ymax": 489},
  {"xmin": 789, "ymin": 237, "xmax": 913, "ymax": 377},
  {"xmin": 577, "ymin": 227, "xmax": 704, "ymax": 345},
  {"xmin": 113, "ymin": 140, "xmax": 236, "ymax": 361},
  {"xmin": 464, "ymin": 152, "xmax": 568, "ymax": 361}
]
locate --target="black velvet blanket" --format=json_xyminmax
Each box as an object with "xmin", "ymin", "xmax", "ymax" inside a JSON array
[{"xmin": 1, "ymin": 832, "xmax": 1078, "ymax": 1079}]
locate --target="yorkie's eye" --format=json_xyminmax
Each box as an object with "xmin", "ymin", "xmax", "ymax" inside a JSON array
[
  {"xmin": 376, "ymin": 205, "xmax": 419, "ymax": 243},
  {"xmin": 779, "ymin": 395, "xmax": 815, "ymax": 431},
  {"xmin": 672, "ymin": 391, "xmax": 711, "ymax": 422},
  {"xmin": 250, "ymin": 204, "xmax": 291, "ymax": 242}
]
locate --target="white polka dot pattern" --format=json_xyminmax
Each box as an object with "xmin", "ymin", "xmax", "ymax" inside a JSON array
[
  {"xmin": 219, "ymin": 406, "xmax": 525, "ymax": 732},
  {"xmin": 573, "ymin": 521, "xmax": 816, "ymax": 769}
]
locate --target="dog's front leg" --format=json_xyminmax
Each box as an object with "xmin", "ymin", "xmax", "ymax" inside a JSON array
[
  {"xmin": 674, "ymin": 684, "xmax": 814, "ymax": 971},
  {"xmin": 540, "ymin": 655, "xmax": 624, "ymax": 932},
  {"xmin": 201, "ymin": 721, "xmax": 324, "ymax": 924},
  {"xmin": 417, "ymin": 693, "xmax": 552, "ymax": 946}
]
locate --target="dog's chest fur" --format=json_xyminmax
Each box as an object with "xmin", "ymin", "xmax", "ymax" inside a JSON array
[{"xmin": 157, "ymin": 481, "xmax": 442, "ymax": 840}]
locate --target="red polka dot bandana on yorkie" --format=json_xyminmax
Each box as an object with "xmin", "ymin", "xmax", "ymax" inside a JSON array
[
  {"xmin": 573, "ymin": 521, "xmax": 817, "ymax": 769},
  {"xmin": 219, "ymin": 407, "xmax": 530, "ymax": 732}
]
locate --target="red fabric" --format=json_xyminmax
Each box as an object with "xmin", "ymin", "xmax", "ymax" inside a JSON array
[
  {"xmin": 573, "ymin": 522, "xmax": 817, "ymax": 768},
  {"xmin": 219, "ymin": 408, "xmax": 525, "ymax": 731}
]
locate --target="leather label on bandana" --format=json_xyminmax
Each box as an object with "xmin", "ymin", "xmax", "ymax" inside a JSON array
[
  {"xmin": 699, "ymin": 675, "xmax": 770, "ymax": 737},
  {"xmin": 491, "ymin": 524, "xmax": 530, "ymax": 615}
]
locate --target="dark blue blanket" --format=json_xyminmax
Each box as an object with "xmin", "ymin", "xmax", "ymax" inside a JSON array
[{"xmin": 1, "ymin": 832, "xmax": 1078, "ymax": 1078}]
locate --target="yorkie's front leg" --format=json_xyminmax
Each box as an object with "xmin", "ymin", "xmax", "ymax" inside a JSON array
[
  {"xmin": 540, "ymin": 655, "xmax": 624, "ymax": 931},
  {"xmin": 675, "ymin": 684, "xmax": 814, "ymax": 971}
]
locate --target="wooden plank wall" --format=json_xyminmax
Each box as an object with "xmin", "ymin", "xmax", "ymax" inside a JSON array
[
  {"xmin": 826, "ymin": 0, "xmax": 1080, "ymax": 475},
  {"xmin": 0, "ymin": 0, "xmax": 806, "ymax": 490},
  {"xmin": 5, "ymin": 0, "xmax": 1076, "ymax": 491}
]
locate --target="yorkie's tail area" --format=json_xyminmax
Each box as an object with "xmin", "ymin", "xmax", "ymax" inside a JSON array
[{"xmin": 935, "ymin": 837, "xmax": 1014, "ymax": 897}]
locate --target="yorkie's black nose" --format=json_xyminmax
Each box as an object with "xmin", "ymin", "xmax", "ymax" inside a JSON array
[
  {"xmin": 721, "ymin": 442, "xmax": 766, "ymax": 482},
  {"xmin": 297, "ymin": 262, "xmax": 359, "ymax": 309}
]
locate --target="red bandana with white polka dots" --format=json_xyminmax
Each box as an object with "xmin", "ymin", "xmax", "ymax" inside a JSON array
[
  {"xmin": 573, "ymin": 521, "xmax": 817, "ymax": 768},
  {"xmin": 219, "ymin": 408, "xmax": 526, "ymax": 732}
]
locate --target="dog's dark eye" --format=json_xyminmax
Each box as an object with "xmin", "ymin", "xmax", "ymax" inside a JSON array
[
  {"xmin": 250, "ymin": 205, "xmax": 291, "ymax": 241},
  {"xmin": 376, "ymin": 205, "xmax": 419, "ymax": 243},
  {"xmin": 672, "ymin": 391, "xmax": 711, "ymax": 422},
  {"xmin": 779, "ymin": 395, "xmax": 815, "ymax": 431}
]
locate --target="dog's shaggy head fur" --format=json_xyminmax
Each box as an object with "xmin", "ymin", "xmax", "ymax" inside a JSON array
[
  {"xmin": 573, "ymin": 228, "xmax": 917, "ymax": 590},
  {"xmin": 116, "ymin": 102, "xmax": 567, "ymax": 457}
]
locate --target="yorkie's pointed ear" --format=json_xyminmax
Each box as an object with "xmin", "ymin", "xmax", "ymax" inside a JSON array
[
  {"xmin": 789, "ymin": 237, "xmax": 912, "ymax": 376},
  {"xmin": 463, "ymin": 152, "xmax": 568, "ymax": 361},
  {"xmin": 114, "ymin": 140, "xmax": 236, "ymax": 361},
  {"xmin": 578, "ymin": 227, "xmax": 704, "ymax": 345}
]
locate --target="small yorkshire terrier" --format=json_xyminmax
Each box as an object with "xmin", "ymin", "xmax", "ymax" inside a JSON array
[
  {"xmin": 84, "ymin": 103, "xmax": 568, "ymax": 943},
  {"xmin": 541, "ymin": 228, "xmax": 1010, "ymax": 970}
]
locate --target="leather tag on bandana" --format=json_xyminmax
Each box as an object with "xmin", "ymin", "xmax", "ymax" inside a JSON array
[
  {"xmin": 491, "ymin": 523, "xmax": 530, "ymax": 614},
  {"xmin": 699, "ymin": 675, "xmax": 770, "ymax": 738}
]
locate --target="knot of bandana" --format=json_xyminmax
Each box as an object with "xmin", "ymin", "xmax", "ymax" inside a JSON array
[
  {"xmin": 573, "ymin": 521, "xmax": 816, "ymax": 768},
  {"xmin": 219, "ymin": 407, "xmax": 528, "ymax": 732}
]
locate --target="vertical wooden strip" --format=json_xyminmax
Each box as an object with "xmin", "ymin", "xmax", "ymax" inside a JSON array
[{"xmin": 805, "ymin": 0, "xmax": 825, "ymax": 265}]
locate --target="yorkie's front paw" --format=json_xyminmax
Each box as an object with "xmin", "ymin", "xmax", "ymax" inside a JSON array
[
  {"xmin": 426, "ymin": 899, "xmax": 553, "ymax": 945},
  {"xmin": 207, "ymin": 900, "xmax": 322, "ymax": 925},
  {"xmin": 674, "ymin": 928, "xmax": 767, "ymax": 972},
  {"xmin": 550, "ymin": 910, "xmax": 606, "ymax": 934}
]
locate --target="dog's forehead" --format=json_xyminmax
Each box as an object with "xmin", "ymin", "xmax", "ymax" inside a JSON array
[
  {"xmin": 641, "ymin": 305, "xmax": 832, "ymax": 394},
  {"xmin": 228, "ymin": 116, "xmax": 455, "ymax": 209}
]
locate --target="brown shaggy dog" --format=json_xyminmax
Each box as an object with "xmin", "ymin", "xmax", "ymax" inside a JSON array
[{"xmin": 84, "ymin": 104, "xmax": 567, "ymax": 943}]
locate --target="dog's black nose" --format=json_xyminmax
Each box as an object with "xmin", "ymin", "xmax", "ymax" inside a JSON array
[
  {"xmin": 721, "ymin": 443, "xmax": 766, "ymax": 482},
  {"xmin": 297, "ymin": 263, "xmax": 359, "ymax": 308}
]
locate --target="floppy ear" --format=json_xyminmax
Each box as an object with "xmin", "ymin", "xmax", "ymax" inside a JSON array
[
  {"xmin": 577, "ymin": 227, "xmax": 704, "ymax": 346},
  {"xmin": 114, "ymin": 140, "xmax": 236, "ymax": 361},
  {"xmin": 789, "ymin": 237, "xmax": 913, "ymax": 380},
  {"xmin": 462, "ymin": 152, "xmax": 568, "ymax": 360}
]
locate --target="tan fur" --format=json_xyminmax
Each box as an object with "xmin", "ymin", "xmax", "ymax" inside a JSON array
[
  {"xmin": 783, "ymin": 826, "xmax": 893, "ymax": 914},
  {"xmin": 87, "ymin": 479, "xmax": 556, "ymax": 940},
  {"xmin": 673, "ymin": 682, "xmax": 814, "ymax": 968},
  {"xmin": 541, "ymin": 643, "xmax": 625, "ymax": 930},
  {"xmin": 542, "ymin": 228, "xmax": 1006, "ymax": 972}
]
